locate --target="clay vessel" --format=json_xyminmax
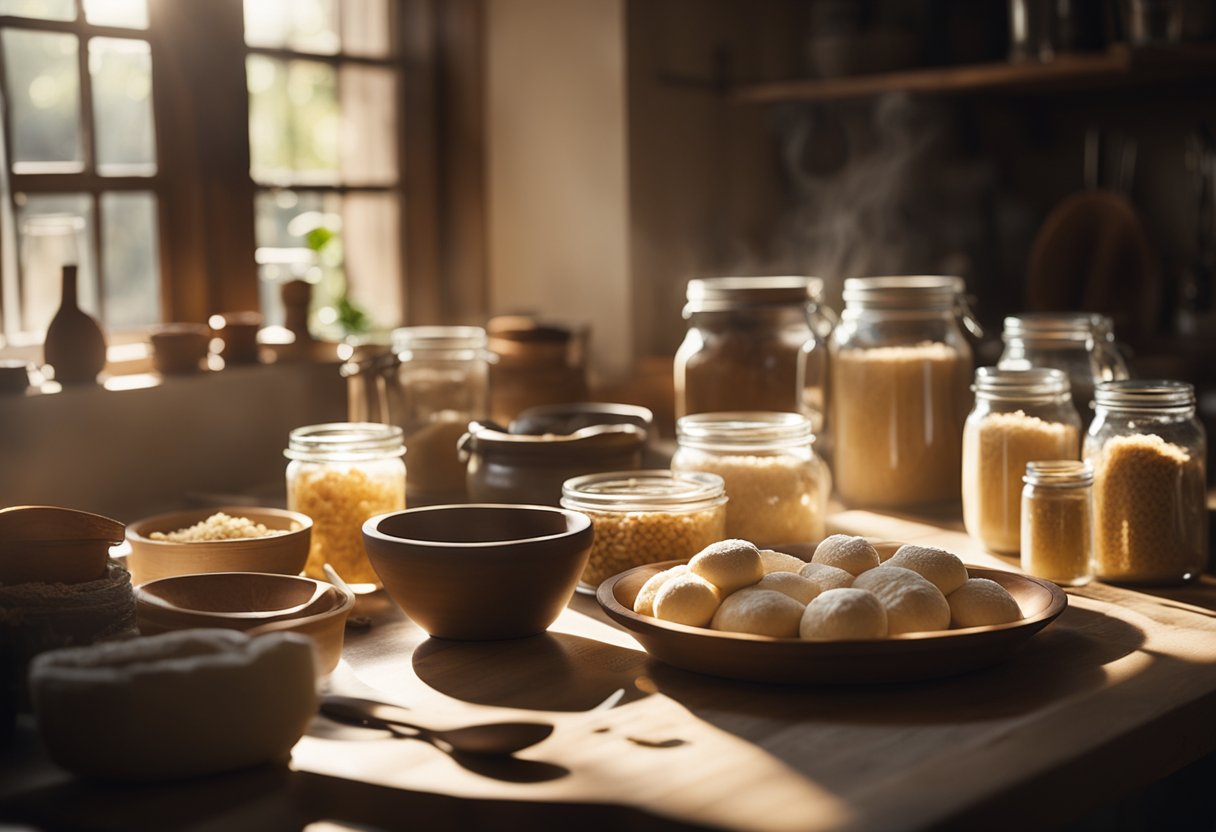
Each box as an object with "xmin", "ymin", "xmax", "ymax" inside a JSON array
[{"xmin": 43, "ymin": 265, "xmax": 106, "ymax": 385}]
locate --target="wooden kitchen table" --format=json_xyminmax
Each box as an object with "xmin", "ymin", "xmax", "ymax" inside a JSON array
[{"xmin": 3, "ymin": 508, "xmax": 1216, "ymax": 832}]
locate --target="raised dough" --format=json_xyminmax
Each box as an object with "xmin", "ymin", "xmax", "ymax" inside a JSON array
[
  {"xmin": 711, "ymin": 588, "xmax": 804, "ymax": 638},
  {"xmin": 799, "ymin": 588, "xmax": 888, "ymax": 640},
  {"xmin": 852, "ymin": 566, "xmax": 950, "ymax": 635},
  {"xmin": 948, "ymin": 577, "xmax": 1023, "ymax": 628},
  {"xmin": 811, "ymin": 535, "xmax": 881, "ymax": 576},
  {"xmin": 798, "ymin": 562, "xmax": 855, "ymax": 591},
  {"xmin": 755, "ymin": 571, "xmax": 820, "ymax": 604},
  {"xmin": 633, "ymin": 564, "xmax": 689, "ymax": 617},
  {"xmin": 759, "ymin": 549, "xmax": 808, "ymax": 575},
  {"xmin": 886, "ymin": 544, "xmax": 968, "ymax": 595},
  {"xmin": 653, "ymin": 571, "xmax": 722, "ymax": 627},
  {"xmin": 689, "ymin": 539, "xmax": 764, "ymax": 594}
]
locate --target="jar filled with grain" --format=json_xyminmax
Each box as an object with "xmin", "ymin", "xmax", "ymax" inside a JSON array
[
  {"xmin": 962, "ymin": 367, "xmax": 1081, "ymax": 554},
  {"xmin": 830, "ymin": 276, "xmax": 975, "ymax": 508},
  {"xmin": 560, "ymin": 470, "xmax": 727, "ymax": 590},
  {"xmin": 285, "ymin": 422, "xmax": 406, "ymax": 585},
  {"xmin": 1085, "ymin": 380, "xmax": 1208, "ymax": 585},
  {"xmin": 673, "ymin": 276, "xmax": 832, "ymax": 435},
  {"xmin": 1021, "ymin": 460, "xmax": 1094, "ymax": 586},
  {"xmin": 671, "ymin": 411, "xmax": 828, "ymax": 547}
]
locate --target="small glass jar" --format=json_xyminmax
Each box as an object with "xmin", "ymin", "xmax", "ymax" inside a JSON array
[
  {"xmin": 1085, "ymin": 380, "xmax": 1208, "ymax": 585},
  {"xmin": 673, "ymin": 276, "xmax": 832, "ymax": 434},
  {"xmin": 830, "ymin": 276, "xmax": 974, "ymax": 508},
  {"xmin": 671, "ymin": 411, "xmax": 829, "ymax": 547},
  {"xmin": 285, "ymin": 422, "xmax": 406, "ymax": 585},
  {"xmin": 962, "ymin": 367, "xmax": 1081, "ymax": 554},
  {"xmin": 1021, "ymin": 460, "xmax": 1094, "ymax": 587},
  {"xmin": 560, "ymin": 470, "xmax": 727, "ymax": 589}
]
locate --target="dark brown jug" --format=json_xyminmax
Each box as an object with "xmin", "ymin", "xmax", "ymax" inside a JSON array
[{"xmin": 43, "ymin": 265, "xmax": 107, "ymax": 385}]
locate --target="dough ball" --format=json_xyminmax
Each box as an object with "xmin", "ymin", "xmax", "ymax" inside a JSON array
[
  {"xmin": 759, "ymin": 549, "xmax": 807, "ymax": 575},
  {"xmin": 852, "ymin": 566, "xmax": 950, "ymax": 635},
  {"xmin": 799, "ymin": 588, "xmax": 888, "ymax": 640},
  {"xmin": 689, "ymin": 539, "xmax": 764, "ymax": 594},
  {"xmin": 798, "ymin": 562, "xmax": 855, "ymax": 591},
  {"xmin": 711, "ymin": 588, "xmax": 804, "ymax": 638},
  {"xmin": 633, "ymin": 564, "xmax": 688, "ymax": 617},
  {"xmin": 948, "ymin": 578, "xmax": 1023, "ymax": 628},
  {"xmin": 755, "ymin": 571, "xmax": 820, "ymax": 604},
  {"xmin": 886, "ymin": 544, "xmax": 968, "ymax": 595},
  {"xmin": 653, "ymin": 572, "xmax": 722, "ymax": 627},
  {"xmin": 811, "ymin": 534, "xmax": 881, "ymax": 576}
]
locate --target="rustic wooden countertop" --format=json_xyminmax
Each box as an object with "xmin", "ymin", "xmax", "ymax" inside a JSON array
[{"xmin": 3, "ymin": 509, "xmax": 1215, "ymax": 832}]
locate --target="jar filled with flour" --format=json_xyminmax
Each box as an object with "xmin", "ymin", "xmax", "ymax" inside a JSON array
[{"xmin": 830, "ymin": 276, "xmax": 975, "ymax": 508}]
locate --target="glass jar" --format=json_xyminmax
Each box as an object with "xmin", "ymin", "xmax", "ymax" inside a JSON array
[
  {"xmin": 829, "ymin": 276, "xmax": 974, "ymax": 508},
  {"xmin": 560, "ymin": 470, "xmax": 727, "ymax": 589},
  {"xmin": 671, "ymin": 411, "xmax": 829, "ymax": 547},
  {"xmin": 285, "ymin": 422, "xmax": 406, "ymax": 585},
  {"xmin": 673, "ymin": 276, "xmax": 832, "ymax": 434},
  {"xmin": 1085, "ymin": 380, "xmax": 1208, "ymax": 585},
  {"xmin": 962, "ymin": 367, "xmax": 1081, "ymax": 554},
  {"xmin": 1088, "ymin": 314, "xmax": 1130, "ymax": 381},
  {"xmin": 1021, "ymin": 460, "xmax": 1094, "ymax": 587}
]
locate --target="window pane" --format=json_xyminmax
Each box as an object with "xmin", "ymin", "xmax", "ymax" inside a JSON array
[
  {"xmin": 0, "ymin": 0, "xmax": 74, "ymax": 21},
  {"xmin": 100, "ymin": 192, "xmax": 159, "ymax": 329},
  {"xmin": 248, "ymin": 56, "xmax": 338, "ymax": 184},
  {"xmin": 90, "ymin": 38, "xmax": 156, "ymax": 176},
  {"xmin": 343, "ymin": 192, "xmax": 400, "ymax": 330},
  {"xmin": 83, "ymin": 0, "xmax": 148, "ymax": 29},
  {"xmin": 244, "ymin": 0, "xmax": 339, "ymax": 55},
  {"xmin": 339, "ymin": 64, "xmax": 396, "ymax": 185},
  {"xmin": 2, "ymin": 30, "xmax": 83, "ymax": 173},
  {"xmin": 341, "ymin": 0, "xmax": 391, "ymax": 58},
  {"xmin": 254, "ymin": 189, "xmax": 332, "ymax": 327},
  {"xmin": 15, "ymin": 195, "xmax": 96, "ymax": 337}
]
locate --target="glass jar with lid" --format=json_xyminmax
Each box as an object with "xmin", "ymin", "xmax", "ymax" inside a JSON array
[
  {"xmin": 560, "ymin": 470, "xmax": 727, "ymax": 589},
  {"xmin": 1021, "ymin": 460, "xmax": 1094, "ymax": 587},
  {"xmin": 962, "ymin": 367, "xmax": 1081, "ymax": 554},
  {"xmin": 829, "ymin": 276, "xmax": 975, "ymax": 508},
  {"xmin": 673, "ymin": 276, "xmax": 833, "ymax": 434},
  {"xmin": 285, "ymin": 422, "xmax": 406, "ymax": 585},
  {"xmin": 671, "ymin": 411, "xmax": 829, "ymax": 547},
  {"xmin": 1085, "ymin": 380, "xmax": 1208, "ymax": 584}
]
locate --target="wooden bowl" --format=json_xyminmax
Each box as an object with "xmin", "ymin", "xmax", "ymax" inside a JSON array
[
  {"xmin": 125, "ymin": 506, "xmax": 311, "ymax": 585},
  {"xmin": 149, "ymin": 323, "xmax": 212, "ymax": 374},
  {"xmin": 362, "ymin": 504, "xmax": 594, "ymax": 640},
  {"xmin": 134, "ymin": 572, "xmax": 354, "ymax": 675},
  {"xmin": 597, "ymin": 560, "xmax": 1068, "ymax": 686},
  {"xmin": 0, "ymin": 505, "xmax": 125, "ymax": 585}
]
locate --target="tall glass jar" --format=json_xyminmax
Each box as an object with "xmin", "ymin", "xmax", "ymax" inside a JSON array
[
  {"xmin": 671, "ymin": 411, "xmax": 829, "ymax": 547},
  {"xmin": 962, "ymin": 367, "xmax": 1081, "ymax": 554},
  {"xmin": 830, "ymin": 276, "xmax": 974, "ymax": 508},
  {"xmin": 1021, "ymin": 460, "xmax": 1094, "ymax": 587},
  {"xmin": 673, "ymin": 276, "xmax": 832, "ymax": 434},
  {"xmin": 560, "ymin": 470, "xmax": 727, "ymax": 589},
  {"xmin": 285, "ymin": 422, "xmax": 406, "ymax": 585},
  {"xmin": 1085, "ymin": 380, "xmax": 1208, "ymax": 585}
]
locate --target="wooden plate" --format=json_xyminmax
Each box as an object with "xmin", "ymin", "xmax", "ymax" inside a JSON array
[{"xmin": 596, "ymin": 561, "xmax": 1067, "ymax": 685}]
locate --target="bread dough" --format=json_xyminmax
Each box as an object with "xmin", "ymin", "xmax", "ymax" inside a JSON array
[
  {"xmin": 799, "ymin": 588, "xmax": 888, "ymax": 640},
  {"xmin": 948, "ymin": 578, "xmax": 1023, "ymax": 628},
  {"xmin": 633, "ymin": 565, "xmax": 689, "ymax": 617},
  {"xmin": 755, "ymin": 571, "xmax": 820, "ymax": 604},
  {"xmin": 653, "ymin": 572, "xmax": 722, "ymax": 627},
  {"xmin": 689, "ymin": 539, "xmax": 764, "ymax": 594},
  {"xmin": 852, "ymin": 566, "xmax": 950, "ymax": 635},
  {"xmin": 811, "ymin": 535, "xmax": 881, "ymax": 576},
  {"xmin": 886, "ymin": 544, "xmax": 968, "ymax": 595},
  {"xmin": 759, "ymin": 549, "xmax": 808, "ymax": 575},
  {"xmin": 798, "ymin": 562, "xmax": 855, "ymax": 591},
  {"xmin": 711, "ymin": 588, "xmax": 804, "ymax": 637}
]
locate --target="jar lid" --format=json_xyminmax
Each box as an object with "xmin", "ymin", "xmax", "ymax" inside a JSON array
[
  {"xmin": 561, "ymin": 470, "xmax": 726, "ymax": 513},
  {"xmin": 391, "ymin": 326, "xmax": 488, "ymax": 358},
  {"xmin": 841, "ymin": 276, "xmax": 963, "ymax": 311},
  {"xmin": 676, "ymin": 411, "xmax": 812, "ymax": 451},
  {"xmin": 285, "ymin": 422, "xmax": 405, "ymax": 461},
  {"xmin": 461, "ymin": 421, "xmax": 647, "ymax": 458},
  {"xmin": 1094, "ymin": 379, "xmax": 1195, "ymax": 412},
  {"xmin": 1001, "ymin": 313, "xmax": 1094, "ymax": 343},
  {"xmin": 1023, "ymin": 459, "xmax": 1093, "ymax": 487},
  {"xmin": 972, "ymin": 366, "xmax": 1071, "ymax": 402},
  {"xmin": 684, "ymin": 276, "xmax": 823, "ymax": 314}
]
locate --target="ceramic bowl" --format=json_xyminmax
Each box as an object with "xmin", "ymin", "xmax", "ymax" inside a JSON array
[
  {"xmin": 362, "ymin": 504, "xmax": 594, "ymax": 640},
  {"xmin": 134, "ymin": 572, "xmax": 355, "ymax": 674},
  {"xmin": 125, "ymin": 506, "xmax": 311, "ymax": 586}
]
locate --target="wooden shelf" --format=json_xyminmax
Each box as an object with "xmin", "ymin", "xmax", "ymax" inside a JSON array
[{"xmin": 729, "ymin": 43, "xmax": 1216, "ymax": 104}]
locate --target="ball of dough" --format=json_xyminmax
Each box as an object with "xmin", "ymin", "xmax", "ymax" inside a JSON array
[
  {"xmin": 811, "ymin": 534, "xmax": 881, "ymax": 576},
  {"xmin": 711, "ymin": 588, "xmax": 804, "ymax": 638},
  {"xmin": 689, "ymin": 539, "xmax": 764, "ymax": 594},
  {"xmin": 948, "ymin": 578, "xmax": 1023, "ymax": 628},
  {"xmin": 755, "ymin": 571, "xmax": 820, "ymax": 604},
  {"xmin": 798, "ymin": 562, "xmax": 855, "ymax": 591},
  {"xmin": 632, "ymin": 565, "xmax": 688, "ymax": 617},
  {"xmin": 886, "ymin": 544, "xmax": 968, "ymax": 595},
  {"xmin": 653, "ymin": 572, "xmax": 722, "ymax": 627},
  {"xmin": 759, "ymin": 549, "xmax": 808, "ymax": 575},
  {"xmin": 799, "ymin": 588, "xmax": 888, "ymax": 640},
  {"xmin": 852, "ymin": 566, "xmax": 950, "ymax": 635}
]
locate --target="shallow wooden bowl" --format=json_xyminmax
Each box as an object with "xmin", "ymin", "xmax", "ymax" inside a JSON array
[
  {"xmin": 0, "ymin": 505, "xmax": 125, "ymax": 585},
  {"xmin": 362, "ymin": 504, "xmax": 594, "ymax": 640},
  {"xmin": 126, "ymin": 506, "xmax": 311, "ymax": 585}
]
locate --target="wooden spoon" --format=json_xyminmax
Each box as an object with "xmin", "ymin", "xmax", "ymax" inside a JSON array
[{"xmin": 0, "ymin": 505, "xmax": 124, "ymax": 585}]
